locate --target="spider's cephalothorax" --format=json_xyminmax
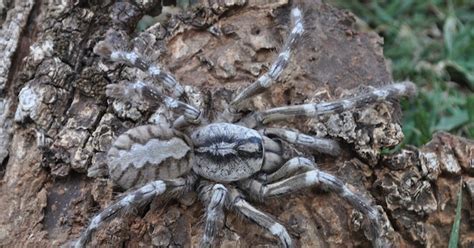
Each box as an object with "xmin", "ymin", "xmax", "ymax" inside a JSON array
[
  {"xmin": 74, "ymin": 6, "xmax": 417, "ymax": 248},
  {"xmin": 192, "ymin": 123, "xmax": 264, "ymax": 182}
]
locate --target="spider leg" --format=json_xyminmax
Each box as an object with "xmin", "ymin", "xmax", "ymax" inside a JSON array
[
  {"xmin": 228, "ymin": 188, "xmax": 292, "ymax": 248},
  {"xmin": 94, "ymin": 36, "xmax": 184, "ymax": 97},
  {"xmin": 228, "ymin": 7, "xmax": 304, "ymax": 109},
  {"xmin": 74, "ymin": 178, "xmax": 190, "ymax": 248},
  {"xmin": 240, "ymin": 159, "xmax": 387, "ymax": 247},
  {"xmin": 263, "ymin": 157, "xmax": 316, "ymax": 183},
  {"xmin": 261, "ymin": 135, "xmax": 284, "ymax": 172},
  {"xmin": 198, "ymin": 183, "xmax": 228, "ymax": 248},
  {"xmin": 263, "ymin": 128, "xmax": 341, "ymax": 156},
  {"xmin": 241, "ymin": 81, "xmax": 417, "ymax": 127},
  {"xmin": 105, "ymin": 81, "xmax": 201, "ymax": 128}
]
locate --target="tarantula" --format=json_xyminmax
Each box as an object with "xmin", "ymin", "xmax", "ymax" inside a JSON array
[{"xmin": 74, "ymin": 6, "xmax": 416, "ymax": 248}]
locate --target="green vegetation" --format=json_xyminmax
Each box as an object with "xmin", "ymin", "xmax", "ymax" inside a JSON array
[
  {"xmin": 448, "ymin": 185, "xmax": 462, "ymax": 248},
  {"xmin": 332, "ymin": 0, "xmax": 474, "ymax": 146}
]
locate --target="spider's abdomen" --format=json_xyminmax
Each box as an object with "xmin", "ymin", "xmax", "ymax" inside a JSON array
[
  {"xmin": 107, "ymin": 125, "xmax": 193, "ymax": 189},
  {"xmin": 191, "ymin": 123, "xmax": 264, "ymax": 182}
]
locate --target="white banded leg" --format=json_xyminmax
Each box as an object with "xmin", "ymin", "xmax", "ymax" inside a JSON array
[
  {"xmin": 74, "ymin": 178, "xmax": 188, "ymax": 248},
  {"xmin": 240, "ymin": 162, "xmax": 385, "ymax": 247},
  {"xmin": 240, "ymin": 157, "xmax": 316, "ymax": 196},
  {"xmin": 242, "ymin": 81, "xmax": 417, "ymax": 127},
  {"xmin": 106, "ymin": 81, "xmax": 201, "ymax": 128},
  {"xmin": 263, "ymin": 128, "xmax": 341, "ymax": 156},
  {"xmin": 269, "ymin": 170, "xmax": 384, "ymax": 246},
  {"xmin": 229, "ymin": 7, "xmax": 304, "ymax": 108},
  {"xmin": 199, "ymin": 184, "xmax": 228, "ymax": 248},
  {"xmin": 263, "ymin": 170, "xmax": 379, "ymax": 217},
  {"xmin": 228, "ymin": 188, "xmax": 292, "ymax": 248},
  {"xmin": 261, "ymin": 136, "xmax": 283, "ymax": 172},
  {"xmin": 265, "ymin": 157, "xmax": 316, "ymax": 183},
  {"xmin": 94, "ymin": 32, "xmax": 184, "ymax": 97}
]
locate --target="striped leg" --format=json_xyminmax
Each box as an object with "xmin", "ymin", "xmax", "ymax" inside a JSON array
[
  {"xmin": 94, "ymin": 31, "xmax": 184, "ymax": 97},
  {"xmin": 240, "ymin": 159, "xmax": 386, "ymax": 247},
  {"xmin": 228, "ymin": 188, "xmax": 292, "ymax": 248},
  {"xmin": 265, "ymin": 157, "xmax": 316, "ymax": 183},
  {"xmin": 241, "ymin": 81, "xmax": 417, "ymax": 127},
  {"xmin": 261, "ymin": 136, "xmax": 284, "ymax": 173},
  {"xmin": 199, "ymin": 184, "xmax": 228, "ymax": 248},
  {"xmin": 74, "ymin": 178, "xmax": 188, "ymax": 248},
  {"xmin": 229, "ymin": 7, "xmax": 304, "ymax": 108},
  {"xmin": 105, "ymin": 81, "xmax": 201, "ymax": 128},
  {"xmin": 263, "ymin": 128, "xmax": 341, "ymax": 156}
]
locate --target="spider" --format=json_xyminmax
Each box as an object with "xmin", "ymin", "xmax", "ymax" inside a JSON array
[{"xmin": 74, "ymin": 6, "xmax": 416, "ymax": 248}]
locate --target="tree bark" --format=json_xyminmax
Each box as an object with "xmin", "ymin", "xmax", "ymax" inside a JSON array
[{"xmin": 0, "ymin": 0, "xmax": 472, "ymax": 247}]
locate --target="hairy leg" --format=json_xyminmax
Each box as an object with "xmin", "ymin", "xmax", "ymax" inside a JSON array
[
  {"xmin": 227, "ymin": 7, "xmax": 304, "ymax": 113},
  {"xmin": 240, "ymin": 158, "xmax": 387, "ymax": 247},
  {"xmin": 198, "ymin": 183, "xmax": 228, "ymax": 248},
  {"xmin": 264, "ymin": 157, "xmax": 316, "ymax": 183},
  {"xmin": 228, "ymin": 188, "xmax": 292, "ymax": 248},
  {"xmin": 240, "ymin": 81, "xmax": 416, "ymax": 127},
  {"xmin": 94, "ymin": 31, "xmax": 184, "ymax": 97},
  {"xmin": 74, "ymin": 178, "xmax": 190, "ymax": 248},
  {"xmin": 263, "ymin": 128, "xmax": 341, "ymax": 156},
  {"xmin": 105, "ymin": 81, "xmax": 201, "ymax": 128},
  {"xmin": 261, "ymin": 136, "xmax": 284, "ymax": 172}
]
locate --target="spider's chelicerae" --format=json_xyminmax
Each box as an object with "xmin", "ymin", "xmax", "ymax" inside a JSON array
[{"xmin": 75, "ymin": 7, "xmax": 416, "ymax": 248}]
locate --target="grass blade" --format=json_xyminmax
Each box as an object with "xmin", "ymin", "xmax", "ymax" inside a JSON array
[{"xmin": 448, "ymin": 184, "xmax": 463, "ymax": 248}]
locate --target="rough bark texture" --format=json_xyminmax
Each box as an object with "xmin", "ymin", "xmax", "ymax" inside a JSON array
[{"xmin": 0, "ymin": 0, "xmax": 473, "ymax": 247}]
